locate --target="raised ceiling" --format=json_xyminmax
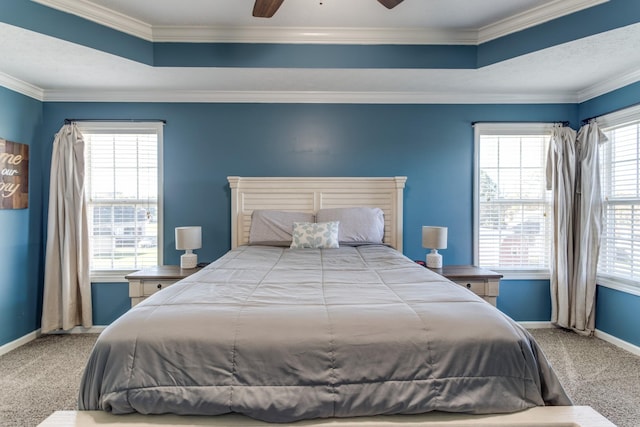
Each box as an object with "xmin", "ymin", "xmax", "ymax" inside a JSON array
[{"xmin": 1, "ymin": 0, "xmax": 639, "ymax": 103}]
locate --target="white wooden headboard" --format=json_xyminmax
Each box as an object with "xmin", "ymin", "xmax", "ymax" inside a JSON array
[{"xmin": 228, "ymin": 176, "xmax": 407, "ymax": 251}]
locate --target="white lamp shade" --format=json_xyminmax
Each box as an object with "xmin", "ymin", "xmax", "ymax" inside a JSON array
[
  {"xmin": 422, "ymin": 226, "xmax": 447, "ymax": 249},
  {"xmin": 175, "ymin": 226, "xmax": 202, "ymax": 250},
  {"xmin": 176, "ymin": 226, "xmax": 201, "ymax": 269},
  {"xmin": 422, "ymin": 226, "xmax": 447, "ymax": 269}
]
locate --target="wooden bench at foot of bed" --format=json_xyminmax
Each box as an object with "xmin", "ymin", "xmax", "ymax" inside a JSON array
[{"xmin": 39, "ymin": 406, "xmax": 614, "ymax": 427}]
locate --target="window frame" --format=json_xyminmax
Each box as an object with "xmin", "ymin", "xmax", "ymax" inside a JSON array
[
  {"xmin": 473, "ymin": 122, "xmax": 554, "ymax": 280},
  {"xmin": 78, "ymin": 121, "xmax": 164, "ymax": 282},
  {"xmin": 596, "ymin": 104, "xmax": 640, "ymax": 296}
]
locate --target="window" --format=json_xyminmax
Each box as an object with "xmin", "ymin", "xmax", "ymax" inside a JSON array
[
  {"xmin": 79, "ymin": 122, "xmax": 163, "ymax": 279},
  {"xmin": 598, "ymin": 105, "xmax": 640, "ymax": 289},
  {"xmin": 474, "ymin": 123, "xmax": 553, "ymax": 275}
]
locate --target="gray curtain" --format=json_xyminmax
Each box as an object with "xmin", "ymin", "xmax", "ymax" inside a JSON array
[
  {"xmin": 41, "ymin": 123, "xmax": 92, "ymax": 333},
  {"xmin": 547, "ymin": 122, "xmax": 607, "ymax": 335},
  {"xmin": 547, "ymin": 125, "xmax": 577, "ymax": 329}
]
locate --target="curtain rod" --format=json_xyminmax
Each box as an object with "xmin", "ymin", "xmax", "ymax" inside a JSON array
[
  {"xmin": 471, "ymin": 120, "xmax": 570, "ymax": 126},
  {"xmin": 64, "ymin": 118, "xmax": 166, "ymax": 124},
  {"xmin": 581, "ymin": 101, "xmax": 640, "ymax": 124}
]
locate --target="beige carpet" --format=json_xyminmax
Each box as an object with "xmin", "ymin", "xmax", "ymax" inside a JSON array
[
  {"xmin": 529, "ymin": 327, "xmax": 640, "ymax": 427},
  {"xmin": 1, "ymin": 328, "xmax": 638, "ymax": 426},
  {"xmin": 0, "ymin": 334, "xmax": 97, "ymax": 427}
]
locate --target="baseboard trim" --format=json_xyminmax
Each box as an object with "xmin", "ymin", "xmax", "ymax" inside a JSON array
[
  {"xmin": 519, "ymin": 321, "xmax": 553, "ymax": 329},
  {"xmin": 0, "ymin": 329, "xmax": 41, "ymax": 356},
  {"xmin": 595, "ymin": 329, "xmax": 640, "ymax": 357},
  {"xmin": 1, "ymin": 326, "xmax": 106, "ymax": 356},
  {"xmin": 48, "ymin": 326, "xmax": 107, "ymax": 334},
  {"xmin": 520, "ymin": 322, "xmax": 640, "ymax": 356}
]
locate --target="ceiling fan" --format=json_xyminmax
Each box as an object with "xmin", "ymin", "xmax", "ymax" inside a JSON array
[{"xmin": 253, "ymin": 0, "xmax": 405, "ymax": 18}]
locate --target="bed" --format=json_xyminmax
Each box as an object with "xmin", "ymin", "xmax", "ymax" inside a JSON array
[{"xmin": 78, "ymin": 176, "xmax": 574, "ymax": 424}]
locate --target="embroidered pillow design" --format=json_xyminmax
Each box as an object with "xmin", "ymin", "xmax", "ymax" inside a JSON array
[{"xmin": 290, "ymin": 221, "xmax": 339, "ymax": 249}]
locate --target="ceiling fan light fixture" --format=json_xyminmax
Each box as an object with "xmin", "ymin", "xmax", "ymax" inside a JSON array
[
  {"xmin": 253, "ymin": 0, "xmax": 285, "ymax": 18},
  {"xmin": 253, "ymin": 0, "xmax": 404, "ymax": 18}
]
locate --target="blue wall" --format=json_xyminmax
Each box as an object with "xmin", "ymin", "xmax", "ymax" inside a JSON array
[
  {"xmin": 596, "ymin": 286, "xmax": 640, "ymax": 346},
  {"xmin": 39, "ymin": 102, "xmax": 578, "ymax": 325},
  {"xmin": 91, "ymin": 283, "xmax": 129, "ymax": 326},
  {"xmin": 498, "ymin": 280, "xmax": 552, "ymax": 322},
  {"xmin": 42, "ymin": 102, "xmax": 578, "ymax": 265},
  {"xmin": 1, "ymin": 89, "xmax": 639, "ymax": 346},
  {"xmin": 0, "ymin": 87, "xmax": 43, "ymax": 346}
]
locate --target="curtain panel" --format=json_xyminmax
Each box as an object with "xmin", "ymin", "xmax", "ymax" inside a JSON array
[
  {"xmin": 547, "ymin": 122, "xmax": 606, "ymax": 335},
  {"xmin": 547, "ymin": 125, "xmax": 576, "ymax": 329},
  {"xmin": 41, "ymin": 123, "xmax": 92, "ymax": 333}
]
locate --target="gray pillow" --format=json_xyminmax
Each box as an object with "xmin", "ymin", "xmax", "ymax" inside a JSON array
[
  {"xmin": 249, "ymin": 210, "xmax": 315, "ymax": 246},
  {"xmin": 316, "ymin": 207, "xmax": 384, "ymax": 244}
]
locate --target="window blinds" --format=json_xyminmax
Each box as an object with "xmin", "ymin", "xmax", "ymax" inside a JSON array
[
  {"xmin": 475, "ymin": 128, "xmax": 552, "ymax": 271},
  {"xmin": 84, "ymin": 130, "xmax": 159, "ymax": 272},
  {"xmin": 599, "ymin": 121, "xmax": 640, "ymax": 284}
]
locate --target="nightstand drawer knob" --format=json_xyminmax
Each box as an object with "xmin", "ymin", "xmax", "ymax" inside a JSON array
[{"xmin": 157, "ymin": 283, "xmax": 163, "ymax": 289}]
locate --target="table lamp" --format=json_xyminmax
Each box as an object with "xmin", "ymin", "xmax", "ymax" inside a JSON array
[
  {"xmin": 175, "ymin": 226, "xmax": 202, "ymax": 269},
  {"xmin": 422, "ymin": 226, "xmax": 447, "ymax": 268}
]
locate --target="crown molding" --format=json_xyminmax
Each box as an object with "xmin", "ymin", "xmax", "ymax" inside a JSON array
[
  {"xmin": 152, "ymin": 26, "xmax": 477, "ymax": 45},
  {"xmin": 478, "ymin": 0, "xmax": 609, "ymax": 43},
  {"xmin": 41, "ymin": 88, "xmax": 577, "ymax": 104},
  {"xmin": 0, "ymin": 72, "xmax": 44, "ymax": 101},
  {"xmin": 33, "ymin": 0, "xmax": 606, "ymax": 45},
  {"xmin": 577, "ymin": 67, "xmax": 640, "ymax": 103},
  {"xmin": 32, "ymin": 0, "xmax": 153, "ymax": 40},
  {"xmin": 7, "ymin": 66, "xmax": 636, "ymax": 104}
]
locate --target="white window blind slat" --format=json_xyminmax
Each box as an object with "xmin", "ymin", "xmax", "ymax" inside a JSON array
[
  {"xmin": 82, "ymin": 126, "xmax": 161, "ymax": 273},
  {"xmin": 599, "ymin": 120, "xmax": 640, "ymax": 286},
  {"xmin": 475, "ymin": 125, "xmax": 552, "ymax": 271}
]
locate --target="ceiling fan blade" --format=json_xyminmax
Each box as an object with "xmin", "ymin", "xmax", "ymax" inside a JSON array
[
  {"xmin": 377, "ymin": 0, "xmax": 404, "ymax": 9},
  {"xmin": 253, "ymin": 0, "xmax": 285, "ymax": 18}
]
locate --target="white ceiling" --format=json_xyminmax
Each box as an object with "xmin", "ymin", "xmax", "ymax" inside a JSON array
[
  {"xmin": 1, "ymin": 0, "xmax": 639, "ymax": 103},
  {"xmin": 84, "ymin": 0, "xmax": 553, "ymax": 30}
]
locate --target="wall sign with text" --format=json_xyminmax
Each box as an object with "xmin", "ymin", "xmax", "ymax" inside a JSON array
[{"xmin": 0, "ymin": 139, "xmax": 29, "ymax": 209}]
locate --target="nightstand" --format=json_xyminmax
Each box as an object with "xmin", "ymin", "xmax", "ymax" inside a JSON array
[
  {"xmin": 126, "ymin": 265, "xmax": 201, "ymax": 307},
  {"xmin": 429, "ymin": 265, "xmax": 502, "ymax": 306}
]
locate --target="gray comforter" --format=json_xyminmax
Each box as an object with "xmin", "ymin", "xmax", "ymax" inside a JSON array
[{"xmin": 79, "ymin": 245, "xmax": 571, "ymax": 422}]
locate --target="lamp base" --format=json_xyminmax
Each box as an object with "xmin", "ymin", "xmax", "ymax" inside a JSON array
[
  {"xmin": 426, "ymin": 249, "xmax": 443, "ymax": 269},
  {"xmin": 180, "ymin": 252, "xmax": 198, "ymax": 269}
]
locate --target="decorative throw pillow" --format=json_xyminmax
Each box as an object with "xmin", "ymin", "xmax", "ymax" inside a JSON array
[{"xmin": 290, "ymin": 221, "xmax": 340, "ymax": 249}]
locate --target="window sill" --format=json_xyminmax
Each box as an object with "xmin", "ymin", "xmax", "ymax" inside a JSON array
[
  {"xmin": 596, "ymin": 275, "xmax": 640, "ymax": 297},
  {"xmin": 90, "ymin": 271, "xmax": 135, "ymax": 283},
  {"xmin": 488, "ymin": 269, "xmax": 550, "ymax": 281}
]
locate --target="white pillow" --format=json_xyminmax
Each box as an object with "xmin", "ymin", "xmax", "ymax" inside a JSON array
[
  {"xmin": 316, "ymin": 207, "xmax": 384, "ymax": 244},
  {"xmin": 290, "ymin": 221, "xmax": 339, "ymax": 249}
]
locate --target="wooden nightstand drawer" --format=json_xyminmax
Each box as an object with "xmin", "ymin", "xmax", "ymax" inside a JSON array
[
  {"xmin": 451, "ymin": 279, "xmax": 486, "ymax": 296},
  {"xmin": 126, "ymin": 266, "xmax": 201, "ymax": 307},
  {"xmin": 428, "ymin": 265, "xmax": 502, "ymax": 307},
  {"xmin": 142, "ymin": 280, "xmax": 179, "ymax": 295}
]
